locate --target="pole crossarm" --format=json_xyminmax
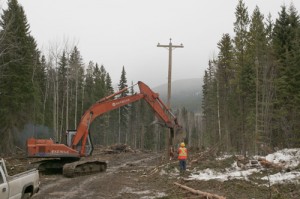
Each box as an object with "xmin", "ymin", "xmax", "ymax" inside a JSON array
[
  {"xmin": 156, "ymin": 38, "xmax": 184, "ymax": 108},
  {"xmin": 157, "ymin": 44, "xmax": 183, "ymax": 48}
]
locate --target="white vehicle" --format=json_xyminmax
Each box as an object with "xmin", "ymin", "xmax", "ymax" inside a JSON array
[{"xmin": 0, "ymin": 158, "xmax": 39, "ymax": 199}]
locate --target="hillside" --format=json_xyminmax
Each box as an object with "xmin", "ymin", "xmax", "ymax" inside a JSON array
[{"xmin": 153, "ymin": 78, "xmax": 202, "ymax": 113}]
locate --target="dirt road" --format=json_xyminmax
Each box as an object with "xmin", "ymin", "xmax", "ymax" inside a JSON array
[
  {"xmin": 32, "ymin": 151, "xmax": 170, "ymax": 199},
  {"xmin": 5, "ymin": 147, "xmax": 300, "ymax": 199}
]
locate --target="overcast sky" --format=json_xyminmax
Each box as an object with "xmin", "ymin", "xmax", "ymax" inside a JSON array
[{"xmin": 2, "ymin": 0, "xmax": 300, "ymax": 87}]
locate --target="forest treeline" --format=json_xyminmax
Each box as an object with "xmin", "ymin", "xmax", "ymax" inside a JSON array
[
  {"xmin": 202, "ymin": 0, "xmax": 300, "ymax": 154},
  {"xmin": 1, "ymin": 0, "xmax": 299, "ymax": 155},
  {"xmin": 0, "ymin": 0, "xmax": 201, "ymax": 153}
]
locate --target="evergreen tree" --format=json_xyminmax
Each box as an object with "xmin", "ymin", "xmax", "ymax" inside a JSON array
[
  {"xmin": 0, "ymin": 0, "xmax": 39, "ymax": 152},
  {"xmin": 105, "ymin": 73, "xmax": 114, "ymax": 95},
  {"xmin": 272, "ymin": 4, "xmax": 300, "ymax": 147},
  {"xmin": 201, "ymin": 61, "xmax": 218, "ymax": 147},
  {"xmin": 128, "ymin": 81, "xmax": 137, "ymax": 146},
  {"xmin": 216, "ymin": 33, "xmax": 234, "ymax": 150},
  {"xmin": 40, "ymin": 55, "xmax": 51, "ymax": 127},
  {"xmin": 100, "ymin": 65, "xmax": 107, "ymax": 95},
  {"xmin": 248, "ymin": 6, "xmax": 273, "ymax": 153},
  {"xmin": 31, "ymin": 46, "xmax": 47, "ymax": 125},
  {"xmin": 94, "ymin": 64, "xmax": 108, "ymax": 145},
  {"xmin": 105, "ymin": 73, "xmax": 117, "ymax": 145},
  {"xmin": 93, "ymin": 63, "xmax": 105, "ymax": 100},
  {"xmin": 233, "ymin": 0, "xmax": 252, "ymax": 153},
  {"xmin": 289, "ymin": 5, "xmax": 300, "ymax": 144},
  {"xmin": 117, "ymin": 66, "xmax": 129, "ymax": 143},
  {"xmin": 84, "ymin": 61, "xmax": 96, "ymax": 110},
  {"xmin": 57, "ymin": 51, "xmax": 68, "ymax": 136}
]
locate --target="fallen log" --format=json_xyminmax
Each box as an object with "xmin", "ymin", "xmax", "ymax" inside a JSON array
[
  {"xmin": 258, "ymin": 158, "xmax": 283, "ymax": 170},
  {"xmin": 174, "ymin": 182, "xmax": 226, "ymax": 199}
]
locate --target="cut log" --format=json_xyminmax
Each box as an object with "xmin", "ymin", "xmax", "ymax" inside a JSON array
[
  {"xmin": 174, "ymin": 182, "xmax": 226, "ymax": 199},
  {"xmin": 258, "ymin": 158, "xmax": 283, "ymax": 170}
]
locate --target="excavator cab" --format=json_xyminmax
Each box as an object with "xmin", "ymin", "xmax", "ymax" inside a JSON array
[{"xmin": 66, "ymin": 130, "xmax": 93, "ymax": 157}]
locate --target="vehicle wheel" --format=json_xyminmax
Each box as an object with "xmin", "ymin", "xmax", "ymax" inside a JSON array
[{"xmin": 21, "ymin": 193, "xmax": 31, "ymax": 199}]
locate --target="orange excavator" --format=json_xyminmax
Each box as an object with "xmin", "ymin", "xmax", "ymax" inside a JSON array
[{"xmin": 27, "ymin": 81, "xmax": 180, "ymax": 177}]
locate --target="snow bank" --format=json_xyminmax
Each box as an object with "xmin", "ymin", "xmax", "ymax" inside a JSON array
[
  {"xmin": 261, "ymin": 171, "xmax": 300, "ymax": 185},
  {"xmin": 264, "ymin": 148, "xmax": 300, "ymax": 169},
  {"xmin": 189, "ymin": 167, "xmax": 258, "ymax": 182},
  {"xmin": 188, "ymin": 148, "xmax": 300, "ymax": 185}
]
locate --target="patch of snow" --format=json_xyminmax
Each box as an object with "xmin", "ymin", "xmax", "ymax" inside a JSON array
[
  {"xmin": 133, "ymin": 190, "xmax": 151, "ymax": 195},
  {"xmin": 155, "ymin": 192, "xmax": 167, "ymax": 197},
  {"xmin": 120, "ymin": 187, "xmax": 134, "ymax": 193},
  {"xmin": 261, "ymin": 171, "xmax": 300, "ymax": 185},
  {"xmin": 120, "ymin": 187, "xmax": 167, "ymax": 199},
  {"xmin": 216, "ymin": 154, "xmax": 233, "ymax": 161},
  {"xmin": 265, "ymin": 148, "xmax": 300, "ymax": 169},
  {"xmin": 140, "ymin": 192, "xmax": 167, "ymax": 199},
  {"xmin": 189, "ymin": 148, "xmax": 300, "ymax": 185},
  {"xmin": 189, "ymin": 167, "xmax": 258, "ymax": 182}
]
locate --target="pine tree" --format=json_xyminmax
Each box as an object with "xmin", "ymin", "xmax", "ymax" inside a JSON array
[
  {"xmin": 272, "ymin": 5, "xmax": 300, "ymax": 147},
  {"xmin": 84, "ymin": 61, "xmax": 96, "ymax": 110},
  {"xmin": 0, "ymin": 0, "xmax": 39, "ymax": 152},
  {"xmin": 40, "ymin": 55, "xmax": 51, "ymax": 127},
  {"xmin": 96, "ymin": 64, "xmax": 109, "ymax": 145},
  {"xmin": 105, "ymin": 73, "xmax": 117, "ymax": 145},
  {"xmin": 216, "ymin": 33, "xmax": 234, "ymax": 150},
  {"xmin": 57, "ymin": 51, "xmax": 68, "ymax": 137},
  {"xmin": 117, "ymin": 66, "xmax": 129, "ymax": 143},
  {"xmin": 248, "ymin": 6, "xmax": 273, "ymax": 153},
  {"xmin": 30, "ymin": 45, "xmax": 47, "ymax": 126},
  {"xmin": 233, "ymin": 0, "xmax": 253, "ymax": 153},
  {"xmin": 128, "ymin": 81, "xmax": 137, "ymax": 146},
  {"xmin": 289, "ymin": 5, "xmax": 300, "ymax": 145},
  {"xmin": 201, "ymin": 61, "xmax": 218, "ymax": 147},
  {"xmin": 105, "ymin": 73, "xmax": 114, "ymax": 96}
]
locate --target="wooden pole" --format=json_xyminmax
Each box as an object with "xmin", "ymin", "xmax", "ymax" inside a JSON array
[{"xmin": 157, "ymin": 38, "xmax": 184, "ymax": 159}]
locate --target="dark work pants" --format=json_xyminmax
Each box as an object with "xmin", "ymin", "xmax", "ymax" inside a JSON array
[{"xmin": 179, "ymin": 159, "xmax": 186, "ymax": 171}]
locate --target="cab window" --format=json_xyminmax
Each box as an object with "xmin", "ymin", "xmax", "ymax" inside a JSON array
[{"xmin": 0, "ymin": 171, "xmax": 4, "ymax": 184}]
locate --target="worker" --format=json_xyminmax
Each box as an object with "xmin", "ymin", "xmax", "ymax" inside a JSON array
[{"xmin": 178, "ymin": 142, "xmax": 187, "ymax": 173}]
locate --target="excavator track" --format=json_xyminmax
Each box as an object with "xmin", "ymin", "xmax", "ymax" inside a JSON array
[
  {"xmin": 63, "ymin": 158, "xmax": 107, "ymax": 178},
  {"xmin": 28, "ymin": 158, "xmax": 78, "ymax": 173}
]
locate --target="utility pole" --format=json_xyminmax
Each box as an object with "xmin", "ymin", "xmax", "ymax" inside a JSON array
[{"xmin": 157, "ymin": 38, "xmax": 184, "ymax": 159}]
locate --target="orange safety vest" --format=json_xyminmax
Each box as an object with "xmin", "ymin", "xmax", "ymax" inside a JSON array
[{"xmin": 178, "ymin": 147, "xmax": 187, "ymax": 160}]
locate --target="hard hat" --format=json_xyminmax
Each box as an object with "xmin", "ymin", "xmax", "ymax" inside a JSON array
[{"xmin": 180, "ymin": 142, "xmax": 185, "ymax": 147}]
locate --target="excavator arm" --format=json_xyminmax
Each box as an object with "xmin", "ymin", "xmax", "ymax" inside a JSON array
[
  {"xmin": 27, "ymin": 81, "xmax": 180, "ymax": 158},
  {"xmin": 72, "ymin": 81, "xmax": 180, "ymax": 156}
]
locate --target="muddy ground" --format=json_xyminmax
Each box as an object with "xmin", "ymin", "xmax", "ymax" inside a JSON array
[{"xmin": 3, "ymin": 147, "xmax": 300, "ymax": 199}]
